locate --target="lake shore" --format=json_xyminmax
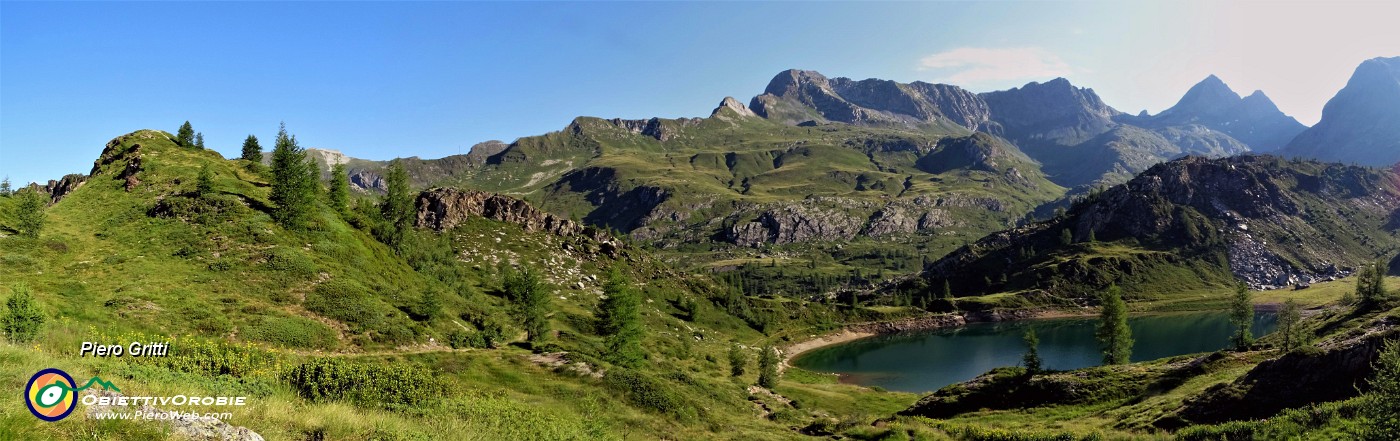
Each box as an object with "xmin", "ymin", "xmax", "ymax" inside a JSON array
[{"xmin": 781, "ymin": 308, "xmax": 1095, "ymax": 367}]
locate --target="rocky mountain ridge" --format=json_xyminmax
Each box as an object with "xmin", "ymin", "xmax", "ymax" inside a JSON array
[{"xmin": 922, "ymin": 155, "xmax": 1400, "ymax": 295}]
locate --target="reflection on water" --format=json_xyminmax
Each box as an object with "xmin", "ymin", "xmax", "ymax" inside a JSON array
[{"xmin": 791, "ymin": 311, "xmax": 1277, "ymax": 393}]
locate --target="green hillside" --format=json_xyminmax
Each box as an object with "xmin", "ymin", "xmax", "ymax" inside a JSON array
[{"xmin": 0, "ymin": 129, "xmax": 921, "ymax": 440}]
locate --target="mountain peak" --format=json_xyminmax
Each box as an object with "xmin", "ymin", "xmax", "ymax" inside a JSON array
[
  {"xmin": 711, "ymin": 96, "xmax": 757, "ymax": 118},
  {"xmin": 1282, "ymin": 56, "xmax": 1400, "ymax": 165},
  {"xmin": 1169, "ymin": 75, "xmax": 1242, "ymax": 114},
  {"xmin": 763, "ymin": 69, "xmax": 830, "ymax": 96}
]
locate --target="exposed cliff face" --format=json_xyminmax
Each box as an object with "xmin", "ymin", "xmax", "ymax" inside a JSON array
[
  {"xmin": 414, "ymin": 187, "xmax": 623, "ymax": 256},
  {"xmin": 924, "ymin": 155, "xmax": 1400, "ymax": 295},
  {"xmin": 1282, "ymin": 56, "xmax": 1400, "ymax": 166},
  {"xmin": 605, "ymin": 117, "xmax": 703, "ymax": 142}
]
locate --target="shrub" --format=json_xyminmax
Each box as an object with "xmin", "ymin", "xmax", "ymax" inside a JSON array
[
  {"xmin": 284, "ymin": 358, "xmax": 448, "ymax": 409},
  {"xmin": 243, "ymin": 316, "xmax": 339, "ymax": 350},
  {"xmin": 2, "ymin": 284, "xmax": 45, "ymax": 343},
  {"xmin": 305, "ymin": 280, "xmax": 376, "ymax": 326},
  {"xmin": 264, "ymin": 247, "xmax": 316, "ymax": 277},
  {"xmin": 602, "ymin": 368, "xmax": 692, "ymax": 419}
]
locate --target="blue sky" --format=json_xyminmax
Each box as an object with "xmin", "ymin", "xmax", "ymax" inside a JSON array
[{"xmin": 3, "ymin": 1, "xmax": 1398, "ymax": 185}]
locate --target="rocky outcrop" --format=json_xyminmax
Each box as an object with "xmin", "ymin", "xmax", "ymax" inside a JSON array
[
  {"xmin": 414, "ymin": 188, "xmax": 622, "ymax": 255},
  {"xmin": 91, "ymin": 130, "xmax": 164, "ymax": 192},
  {"xmin": 43, "ymin": 173, "xmax": 87, "ymax": 204},
  {"xmin": 605, "ymin": 117, "xmax": 702, "ymax": 142},
  {"xmin": 1172, "ymin": 318, "xmax": 1399, "ymax": 425},
  {"xmin": 1281, "ymin": 56, "xmax": 1400, "ymax": 166},
  {"xmin": 348, "ymin": 170, "xmax": 387, "ymax": 193},
  {"xmin": 725, "ymin": 204, "xmax": 864, "ymax": 246},
  {"xmin": 710, "ymin": 96, "xmax": 757, "ymax": 118}
]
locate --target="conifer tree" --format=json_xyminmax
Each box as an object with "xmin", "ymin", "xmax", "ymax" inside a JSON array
[
  {"xmin": 504, "ymin": 266, "xmax": 550, "ymax": 344},
  {"xmin": 194, "ymin": 132, "xmax": 205, "ymax": 149},
  {"xmin": 597, "ymin": 268, "xmax": 644, "ymax": 366},
  {"xmin": 728, "ymin": 344, "xmax": 747, "ymax": 377},
  {"xmin": 240, "ymin": 135, "xmax": 262, "ymax": 162},
  {"xmin": 757, "ymin": 345, "xmax": 779, "ymax": 388},
  {"xmin": 328, "ymin": 163, "xmax": 349, "ymax": 216},
  {"xmin": 1022, "ymin": 328, "xmax": 1042, "ymax": 374},
  {"xmin": 269, "ymin": 123, "xmax": 315, "ymax": 229},
  {"xmin": 1229, "ymin": 281, "xmax": 1254, "ymax": 350},
  {"xmin": 2, "ymin": 284, "xmax": 45, "ymax": 344},
  {"xmin": 0, "ymin": 177, "xmax": 11, "ymax": 196},
  {"xmin": 1362, "ymin": 339, "xmax": 1400, "ymax": 440},
  {"xmin": 1096, "ymin": 285, "xmax": 1133, "ymax": 365},
  {"xmin": 380, "ymin": 160, "xmax": 412, "ymax": 251},
  {"xmin": 176, "ymin": 121, "xmax": 195, "ymax": 147},
  {"xmin": 15, "ymin": 188, "xmax": 45, "ymax": 238},
  {"xmin": 195, "ymin": 164, "xmax": 214, "ymax": 198},
  {"xmin": 1278, "ymin": 298, "xmax": 1304, "ymax": 352}
]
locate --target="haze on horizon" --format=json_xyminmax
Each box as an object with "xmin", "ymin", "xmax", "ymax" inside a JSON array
[{"xmin": 2, "ymin": 1, "xmax": 1398, "ymax": 186}]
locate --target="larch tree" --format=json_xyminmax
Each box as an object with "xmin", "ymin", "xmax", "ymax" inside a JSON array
[
  {"xmin": 328, "ymin": 163, "xmax": 349, "ymax": 216},
  {"xmin": 240, "ymin": 135, "xmax": 262, "ymax": 162},
  {"xmin": 176, "ymin": 121, "xmax": 195, "ymax": 147},
  {"xmin": 1096, "ymin": 285, "xmax": 1133, "ymax": 365},
  {"xmin": 597, "ymin": 268, "xmax": 644, "ymax": 367},
  {"xmin": 268, "ymin": 123, "xmax": 315, "ymax": 229},
  {"xmin": 1229, "ymin": 281, "xmax": 1254, "ymax": 351}
]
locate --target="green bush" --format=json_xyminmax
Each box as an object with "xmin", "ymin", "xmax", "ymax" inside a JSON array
[
  {"xmin": 264, "ymin": 247, "xmax": 316, "ymax": 277},
  {"xmin": 2, "ymin": 284, "xmax": 45, "ymax": 343},
  {"xmin": 305, "ymin": 280, "xmax": 377, "ymax": 326},
  {"xmin": 602, "ymin": 368, "xmax": 693, "ymax": 420},
  {"xmin": 242, "ymin": 316, "xmax": 339, "ymax": 350},
  {"xmin": 284, "ymin": 358, "xmax": 449, "ymax": 409}
]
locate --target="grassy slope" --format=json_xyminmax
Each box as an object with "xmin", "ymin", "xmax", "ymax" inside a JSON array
[
  {"xmin": 411, "ymin": 114, "xmax": 1066, "ymax": 296},
  {"xmin": 0, "ymin": 130, "xmax": 934, "ymax": 440}
]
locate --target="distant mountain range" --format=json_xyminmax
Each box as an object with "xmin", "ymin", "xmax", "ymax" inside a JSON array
[{"xmin": 300, "ymin": 57, "xmax": 1399, "ymax": 285}]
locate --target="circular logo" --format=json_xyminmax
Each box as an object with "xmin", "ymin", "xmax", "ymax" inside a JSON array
[{"xmin": 25, "ymin": 368, "xmax": 77, "ymax": 422}]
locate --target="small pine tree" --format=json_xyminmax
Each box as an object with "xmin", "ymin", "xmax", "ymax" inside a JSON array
[
  {"xmin": 757, "ymin": 345, "xmax": 779, "ymax": 389},
  {"xmin": 2, "ymin": 284, "xmax": 45, "ymax": 343},
  {"xmin": 380, "ymin": 160, "xmax": 413, "ymax": 252},
  {"xmin": 1357, "ymin": 260, "xmax": 1390, "ymax": 309},
  {"xmin": 1096, "ymin": 285, "xmax": 1133, "ymax": 365},
  {"xmin": 942, "ymin": 279, "xmax": 952, "ymax": 300},
  {"xmin": 176, "ymin": 121, "xmax": 195, "ymax": 147},
  {"xmin": 194, "ymin": 132, "xmax": 205, "ymax": 149},
  {"xmin": 0, "ymin": 177, "xmax": 10, "ymax": 196},
  {"xmin": 1061, "ymin": 228, "xmax": 1073, "ymax": 246},
  {"xmin": 1022, "ymin": 328, "xmax": 1042, "ymax": 374},
  {"xmin": 1362, "ymin": 339, "xmax": 1400, "ymax": 440},
  {"xmin": 1088, "ymin": 228, "xmax": 1098, "ymax": 243},
  {"xmin": 328, "ymin": 163, "xmax": 349, "ymax": 216},
  {"xmin": 504, "ymin": 266, "xmax": 550, "ymax": 344},
  {"xmin": 728, "ymin": 344, "xmax": 747, "ymax": 377},
  {"xmin": 1278, "ymin": 298, "xmax": 1304, "ymax": 352},
  {"xmin": 597, "ymin": 268, "xmax": 644, "ymax": 367},
  {"xmin": 1229, "ymin": 281, "xmax": 1254, "ymax": 351},
  {"xmin": 240, "ymin": 135, "xmax": 262, "ymax": 162},
  {"xmin": 15, "ymin": 189, "xmax": 46, "ymax": 238},
  {"xmin": 268, "ymin": 123, "xmax": 315, "ymax": 229},
  {"xmin": 195, "ymin": 164, "xmax": 214, "ymax": 198}
]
